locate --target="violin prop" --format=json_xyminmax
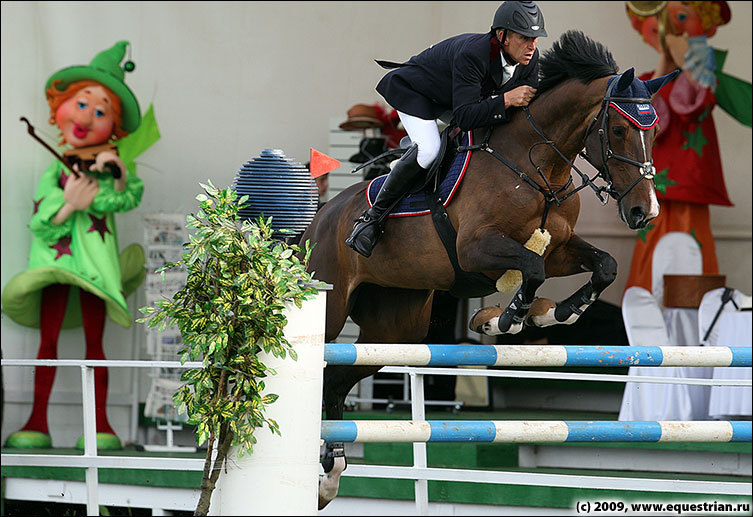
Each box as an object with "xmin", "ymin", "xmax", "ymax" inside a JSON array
[
  {"xmin": 626, "ymin": 1, "xmax": 674, "ymax": 51},
  {"xmin": 20, "ymin": 116, "xmax": 122, "ymax": 179}
]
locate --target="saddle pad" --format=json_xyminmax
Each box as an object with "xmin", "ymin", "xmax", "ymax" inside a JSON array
[{"xmin": 366, "ymin": 131, "xmax": 473, "ymax": 218}]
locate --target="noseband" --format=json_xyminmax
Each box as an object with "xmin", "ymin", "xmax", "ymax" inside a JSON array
[{"xmin": 579, "ymin": 79, "xmax": 657, "ymax": 203}]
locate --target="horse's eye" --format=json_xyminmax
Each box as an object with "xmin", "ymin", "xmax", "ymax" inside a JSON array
[{"xmin": 612, "ymin": 126, "xmax": 626, "ymax": 138}]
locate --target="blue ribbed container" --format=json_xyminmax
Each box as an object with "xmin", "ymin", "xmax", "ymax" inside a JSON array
[{"xmin": 232, "ymin": 149, "xmax": 317, "ymax": 239}]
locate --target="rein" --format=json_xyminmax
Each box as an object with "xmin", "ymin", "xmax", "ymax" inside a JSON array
[
  {"xmin": 458, "ymin": 80, "xmax": 657, "ymax": 228},
  {"xmin": 457, "ymin": 114, "xmax": 589, "ymax": 229}
]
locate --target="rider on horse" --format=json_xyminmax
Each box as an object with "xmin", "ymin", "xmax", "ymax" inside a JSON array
[{"xmin": 346, "ymin": 1, "xmax": 549, "ymax": 258}]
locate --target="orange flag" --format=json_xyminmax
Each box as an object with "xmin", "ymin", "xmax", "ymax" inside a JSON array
[{"xmin": 309, "ymin": 148, "xmax": 341, "ymax": 178}]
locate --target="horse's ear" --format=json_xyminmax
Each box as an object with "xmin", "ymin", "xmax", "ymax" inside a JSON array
[
  {"xmin": 644, "ymin": 69, "xmax": 681, "ymax": 96},
  {"xmin": 615, "ymin": 68, "xmax": 635, "ymax": 93}
]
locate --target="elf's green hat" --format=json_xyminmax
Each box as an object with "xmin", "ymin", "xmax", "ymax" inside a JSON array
[{"xmin": 45, "ymin": 40, "xmax": 141, "ymax": 133}]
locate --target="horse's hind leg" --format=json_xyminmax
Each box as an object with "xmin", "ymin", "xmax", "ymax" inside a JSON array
[
  {"xmin": 351, "ymin": 284, "xmax": 435, "ymax": 343},
  {"xmin": 530, "ymin": 233, "xmax": 617, "ymax": 327},
  {"xmin": 319, "ymin": 285, "xmax": 434, "ymax": 510}
]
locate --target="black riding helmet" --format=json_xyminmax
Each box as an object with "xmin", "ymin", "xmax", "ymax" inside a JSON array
[{"xmin": 491, "ymin": 1, "xmax": 548, "ymax": 38}]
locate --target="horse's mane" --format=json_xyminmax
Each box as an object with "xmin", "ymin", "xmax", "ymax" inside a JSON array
[{"xmin": 537, "ymin": 30, "xmax": 618, "ymax": 94}]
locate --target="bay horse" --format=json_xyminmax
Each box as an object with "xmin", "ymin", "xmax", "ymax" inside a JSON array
[{"xmin": 302, "ymin": 30, "xmax": 677, "ymax": 508}]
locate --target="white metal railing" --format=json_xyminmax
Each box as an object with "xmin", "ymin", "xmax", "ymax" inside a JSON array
[
  {"xmin": 1, "ymin": 359, "xmax": 204, "ymax": 516},
  {"xmin": 2, "ymin": 359, "xmax": 751, "ymax": 516},
  {"xmin": 343, "ymin": 366, "xmax": 752, "ymax": 515}
]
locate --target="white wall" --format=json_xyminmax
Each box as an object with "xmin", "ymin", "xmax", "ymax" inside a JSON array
[{"xmin": 2, "ymin": 2, "xmax": 751, "ymax": 445}]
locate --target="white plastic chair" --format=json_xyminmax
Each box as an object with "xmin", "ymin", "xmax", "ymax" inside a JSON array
[
  {"xmin": 699, "ymin": 288, "xmax": 752, "ymax": 419},
  {"xmin": 618, "ymin": 286, "xmax": 694, "ymax": 421},
  {"xmin": 651, "ymin": 232, "xmax": 703, "ymax": 308},
  {"xmin": 622, "ymin": 286, "xmax": 670, "ymax": 346}
]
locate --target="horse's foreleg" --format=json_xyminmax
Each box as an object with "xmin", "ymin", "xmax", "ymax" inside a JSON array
[
  {"xmin": 320, "ymin": 365, "xmax": 380, "ymax": 509},
  {"xmin": 460, "ymin": 233, "xmax": 546, "ymax": 335},
  {"xmin": 319, "ymin": 286, "xmax": 434, "ymax": 508},
  {"xmin": 530, "ymin": 233, "xmax": 617, "ymax": 327}
]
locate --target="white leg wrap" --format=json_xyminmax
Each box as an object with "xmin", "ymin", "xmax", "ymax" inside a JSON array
[
  {"xmin": 318, "ymin": 456, "xmax": 346, "ymax": 509},
  {"xmin": 481, "ymin": 316, "xmax": 523, "ymax": 335},
  {"xmin": 531, "ymin": 307, "xmax": 559, "ymax": 327},
  {"xmin": 538, "ymin": 292, "xmax": 597, "ymax": 327}
]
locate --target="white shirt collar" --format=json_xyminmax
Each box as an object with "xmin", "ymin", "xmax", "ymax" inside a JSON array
[{"xmin": 500, "ymin": 52, "xmax": 518, "ymax": 83}]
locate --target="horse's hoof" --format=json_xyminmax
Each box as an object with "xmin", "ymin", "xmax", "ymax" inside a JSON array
[
  {"xmin": 497, "ymin": 316, "xmax": 524, "ymax": 335},
  {"xmin": 525, "ymin": 298, "xmax": 557, "ymax": 327},
  {"xmin": 468, "ymin": 306, "xmax": 503, "ymax": 333},
  {"xmin": 318, "ymin": 455, "xmax": 347, "ymax": 509}
]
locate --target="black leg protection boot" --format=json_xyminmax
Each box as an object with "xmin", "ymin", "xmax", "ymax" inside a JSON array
[{"xmin": 346, "ymin": 144, "xmax": 425, "ymax": 257}]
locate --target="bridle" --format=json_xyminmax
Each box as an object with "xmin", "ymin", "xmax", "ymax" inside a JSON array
[
  {"xmin": 578, "ymin": 77, "xmax": 657, "ymax": 203},
  {"xmin": 454, "ymin": 80, "xmax": 657, "ymax": 227}
]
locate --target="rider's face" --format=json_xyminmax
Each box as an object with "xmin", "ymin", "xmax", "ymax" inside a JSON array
[{"xmin": 503, "ymin": 31, "xmax": 538, "ymax": 65}]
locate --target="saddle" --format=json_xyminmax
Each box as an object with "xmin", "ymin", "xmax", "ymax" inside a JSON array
[{"xmin": 355, "ymin": 126, "xmax": 498, "ymax": 299}]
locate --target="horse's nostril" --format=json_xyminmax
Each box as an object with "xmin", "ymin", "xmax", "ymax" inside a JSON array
[{"xmin": 630, "ymin": 206, "xmax": 646, "ymax": 225}]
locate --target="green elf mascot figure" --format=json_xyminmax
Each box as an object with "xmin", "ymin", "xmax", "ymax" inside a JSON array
[{"xmin": 2, "ymin": 41, "xmax": 159, "ymax": 450}]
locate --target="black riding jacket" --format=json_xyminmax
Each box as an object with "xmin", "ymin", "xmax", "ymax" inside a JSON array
[{"xmin": 376, "ymin": 31, "xmax": 539, "ymax": 131}]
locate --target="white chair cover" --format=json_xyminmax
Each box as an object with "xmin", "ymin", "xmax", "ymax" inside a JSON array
[
  {"xmin": 618, "ymin": 286, "xmax": 694, "ymax": 421},
  {"xmin": 699, "ymin": 288, "xmax": 753, "ymax": 419},
  {"xmin": 698, "ymin": 288, "xmax": 746, "ymax": 345},
  {"xmin": 651, "ymin": 232, "xmax": 703, "ymax": 308}
]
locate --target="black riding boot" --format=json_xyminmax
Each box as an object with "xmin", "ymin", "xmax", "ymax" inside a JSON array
[{"xmin": 346, "ymin": 144, "xmax": 425, "ymax": 257}]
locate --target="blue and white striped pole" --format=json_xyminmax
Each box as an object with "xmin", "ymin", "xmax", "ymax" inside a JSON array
[
  {"xmin": 321, "ymin": 420, "xmax": 752, "ymax": 443},
  {"xmin": 323, "ymin": 344, "xmax": 751, "ymax": 367}
]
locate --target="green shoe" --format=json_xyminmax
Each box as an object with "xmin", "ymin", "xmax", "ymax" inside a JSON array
[
  {"xmin": 4, "ymin": 430, "xmax": 52, "ymax": 449},
  {"xmin": 75, "ymin": 432, "xmax": 122, "ymax": 451}
]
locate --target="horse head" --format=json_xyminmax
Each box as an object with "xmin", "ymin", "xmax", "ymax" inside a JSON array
[{"xmin": 582, "ymin": 67, "xmax": 679, "ymax": 229}]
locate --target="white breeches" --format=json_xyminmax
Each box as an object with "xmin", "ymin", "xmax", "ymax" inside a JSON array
[{"xmin": 397, "ymin": 111, "xmax": 441, "ymax": 169}]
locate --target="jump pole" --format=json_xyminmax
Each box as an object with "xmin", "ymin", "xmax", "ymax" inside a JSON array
[
  {"xmin": 324, "ymin": 344, "xmax": 752, "ymax": 367},
  {"xmin": 209, "ymin": 287, "xmax": 328, "ymax": 516},
  {"xmin": 321, "ymin": 420, "xmax": 753, "ymax": 443}
]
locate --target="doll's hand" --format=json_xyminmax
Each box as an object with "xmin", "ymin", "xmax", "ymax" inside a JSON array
[
  {"xmin": 664, "ymin": 33, "xmax": 689, "ymax": 68},
  {"xmin": 63, "ymin": 170, "xmax": 99, "ymax": 210},
  {"xmin": 90, "ymin": 151, "xmax": 127, "ymax": 191},
  {"xmin": 53, "ymin": 169, "xmax": 99, "ymax": 225}
]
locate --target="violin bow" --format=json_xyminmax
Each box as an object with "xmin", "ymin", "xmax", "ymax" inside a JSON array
[{"xmin": 20, "ymin": 116, "xmax": 80, "ymax": 178}]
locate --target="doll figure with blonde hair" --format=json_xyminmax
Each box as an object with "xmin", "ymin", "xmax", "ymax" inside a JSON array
[{"xmin": 624, "ymin": 1, "xmax": 751, "ymax": 292}]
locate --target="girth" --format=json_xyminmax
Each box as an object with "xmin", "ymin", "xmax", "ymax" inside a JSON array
[
  {"xmin": 425, "ymin": 190, "xmax": 498, "ymax": 299},
  {"xmin": 352, "ymin": 125, "xmax": 499, "ymax": 299},
  {"xmin": 425, "ymin": 128, "xmax": 498, "ymax": 299}
]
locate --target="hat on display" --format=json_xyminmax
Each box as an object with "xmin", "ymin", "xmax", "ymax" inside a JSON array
[
  {"xmin": 46, "ymin": 40, "xmax": 141, "ymax": 132},
  {"xmin": 339, "ymin": 104, "xmax": 384, "ymax": 131},
  {"xmin": 349, "ymin": 137, "xmax": 388, "ymax": 163}
]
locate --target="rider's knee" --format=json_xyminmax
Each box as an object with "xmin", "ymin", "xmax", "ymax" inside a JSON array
[{"xmin": 415, "ymin": 138, "xmax": 441, "ymax": 169}]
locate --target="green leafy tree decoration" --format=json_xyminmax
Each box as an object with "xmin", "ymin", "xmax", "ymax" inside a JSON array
[{"xmin": 138, "ymin": 181, "xmax": 319, "ymax": 515}]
